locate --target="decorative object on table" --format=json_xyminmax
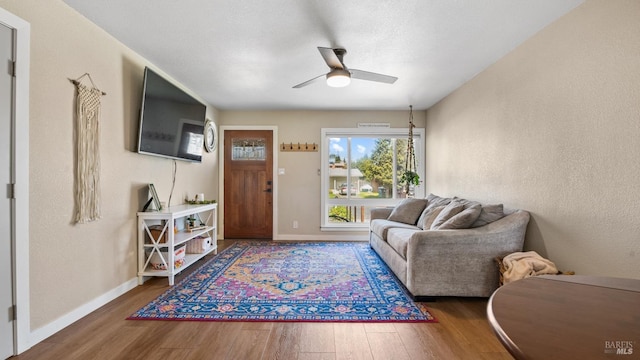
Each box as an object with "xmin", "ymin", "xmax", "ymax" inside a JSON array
[
  {"xmin": 184, "ymin": 194, "xmax": 216, "ymax": 205},
  {"xmin": 128, "ymin": 241, "xmax": 436, "ymax": 323},
  {"xmin": 70, "ymin": 73, "xmax": 106, "ymax": 224},
  {"xmin": 399, "ymin": 105, "xmax": 420, "ymax": 197},
  {"xmin": 141, "ymin": 198, "xmax": 153, "ymax": 212},
  {"xmin": 203, "ymin": 118, "xmax": 217, "ymax": 152},
  {"xmin": 184, "ymin": 199, "xmax": 217, "ymax": 205},
  {"xmin": 185, "ymin": 214, "xmax": 207, "ymax": 232},
  {"xmin": 148, "ymin": 184, "xmax": 162, "ymax": 210}
]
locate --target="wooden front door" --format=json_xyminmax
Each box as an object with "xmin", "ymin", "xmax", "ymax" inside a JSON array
[{"xmin": 224, "ymin": 130, "xmax": 273, "ymax": 239}]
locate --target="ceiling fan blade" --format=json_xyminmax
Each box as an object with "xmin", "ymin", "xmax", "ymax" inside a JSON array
[
  {"xmin": 317, "ymin": 47, "xmax": 345, "ymax": 70},
  {"xmin": 349, "ymin": 69, "xmax": 398, "ymax": 84},
  {"xmin": 292, "ymin": 73, "xmax": 326, "ymax": 88}
]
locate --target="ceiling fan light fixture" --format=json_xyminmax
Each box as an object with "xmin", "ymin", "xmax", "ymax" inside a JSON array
[{"xmin": 326, "ymin": 69, "xmax": 351, "ymax": 87}]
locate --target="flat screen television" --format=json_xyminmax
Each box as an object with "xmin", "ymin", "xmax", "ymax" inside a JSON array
[{"xmin": 137, "ymin": 67, "xmax": 206, "ymax": 163}]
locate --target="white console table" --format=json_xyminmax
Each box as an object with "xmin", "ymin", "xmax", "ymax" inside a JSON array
[{"xmin": 137, "ymin": 203, "xmax": 217, "ymax": 285}]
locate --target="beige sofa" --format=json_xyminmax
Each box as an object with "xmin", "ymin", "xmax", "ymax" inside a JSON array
[{"xmin": 369, "ymin": 194, "xmax": 530, "ymax": 299}]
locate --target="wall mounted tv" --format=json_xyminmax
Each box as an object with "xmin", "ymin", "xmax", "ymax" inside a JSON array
[{"xmin": 137, "ymin": 67, "xmax": 206, "ymax": 163}]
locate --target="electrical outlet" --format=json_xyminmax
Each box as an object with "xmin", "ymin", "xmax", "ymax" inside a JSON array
[{"xmin": 293, "ymin": 220, "xmax": 298, "ymax": 229}]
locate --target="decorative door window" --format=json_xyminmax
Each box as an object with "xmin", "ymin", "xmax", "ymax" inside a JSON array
[{"xmin": 231, "ymin": 138, "xmax": 266, "ymax": 161}]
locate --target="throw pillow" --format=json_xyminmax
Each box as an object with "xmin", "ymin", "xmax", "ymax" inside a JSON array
[
  {"xmin": 418, "ymin": 205, "xmax": 446, "ymax": 230},
  {"xmin": 417, "ymin": 194, "xmax": 452, "ymax": 228},
  {"xmin": 426, "ymin": 193, "xmax": 452, "ymax": 207},
  {"xmin": 452, "ymin": 196, "xmax": 481, "ymax": 209},
  {"xmin": 437, "ymin": 203, "xmax": 482, "ymax": 230},
  {"xmin": 387, "ymin": 198, "xmax": 428, "ymax": 225},
  {"xmin": 430, "ymin": 201, "xmax": 465, "ymax": 229},
  {"xmin": 471, "ymin": 204, "xmax": 505, "ymax": 228}
]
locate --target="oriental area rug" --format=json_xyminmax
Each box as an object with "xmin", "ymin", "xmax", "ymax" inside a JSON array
[{"xmin": 128, "ymin": 241, "xmax": 436, "ymax": 323}]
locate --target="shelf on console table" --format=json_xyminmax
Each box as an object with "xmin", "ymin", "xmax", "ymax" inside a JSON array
[{"xmin": 137, "ymin": 203, "xmax": 217, "ymax": 285}]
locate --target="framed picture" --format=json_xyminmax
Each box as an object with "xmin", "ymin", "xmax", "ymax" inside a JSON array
[{"xmin": 149, "ymin": 184, "xmax": 162, "ymax": 210}]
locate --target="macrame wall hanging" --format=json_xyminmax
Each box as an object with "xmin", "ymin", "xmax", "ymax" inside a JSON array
[{"xmin": 70, "ymin": 73, "xmax": 106, "ymax": 224}]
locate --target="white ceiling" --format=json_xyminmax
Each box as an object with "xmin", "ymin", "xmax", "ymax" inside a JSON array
[{"xmin": 62, "ymin": 0, "xmax": 583, "ymax": 111}]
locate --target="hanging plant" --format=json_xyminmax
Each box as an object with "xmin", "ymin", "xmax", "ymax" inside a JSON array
[
  {"xmin": 401, "ymin": 105, "xmax": 420, "ymax": 196},
  {"xmin": 400, "ymin": 170, "xmax": 420, "ymax": 186}
]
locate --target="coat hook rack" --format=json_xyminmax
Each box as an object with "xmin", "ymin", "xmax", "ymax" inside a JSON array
[{"xmin": 280, "ymin": 142, "xmax": 318, "ymax": 152}]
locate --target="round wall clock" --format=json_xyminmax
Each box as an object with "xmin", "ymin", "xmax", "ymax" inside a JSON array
[{"xmin": 204, "ymin": 119, "xmax": 217, "ymax": 152}]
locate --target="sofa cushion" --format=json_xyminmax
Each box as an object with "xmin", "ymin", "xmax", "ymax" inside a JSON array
[
  {"xmin": 471, "ymin": 204, "xmax": 505, "ymax": 228},
  {"xmin": 437, "ymin": 203, "xmax": 482, "ymax": 229},
  {"xmin": 416, "ymin": 194, "xmax": 452, "ymax": 229},
  {"xmin": 387, "ymin": 198, "xmax": 428, "ymax": 225},
  {"xmin": 417, "ymin": 205, "xmax": 446, "ymax": 230},
  {"xmin": 430, "ymin": 201, "xmax": 465, "ymax": 229},
  {"xmin": 370, "ymin": 219, "xmax": 420, "ymax": 240},
  {"xmin": 386, "ymin": 227, "xmax": 420, "ymax": 259}
]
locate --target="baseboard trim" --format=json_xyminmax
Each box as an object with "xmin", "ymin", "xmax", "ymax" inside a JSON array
[{"xmin": 28, "ymin": 278, "xmax": 139, "ymax": 349}]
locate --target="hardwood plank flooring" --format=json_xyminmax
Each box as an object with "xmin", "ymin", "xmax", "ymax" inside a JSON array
[{"xmin": 13, "ymin": 240, "xmax": 513, "ymax": 360}]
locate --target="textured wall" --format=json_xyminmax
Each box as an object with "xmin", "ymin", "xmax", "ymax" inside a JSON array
[
  {"xmin": 0, "ymin": 1, "xmax": 219, "ymax": 330},
  {"xmin": 426, "ymin": 0, "xmax": 640, "ymax": 278}
]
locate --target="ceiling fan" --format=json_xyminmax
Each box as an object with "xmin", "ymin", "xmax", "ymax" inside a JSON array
[{"xmin": 293, "ymin": 47, "xmax": 398, "ymax": 88}]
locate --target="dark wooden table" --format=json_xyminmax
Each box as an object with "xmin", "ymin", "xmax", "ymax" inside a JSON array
[{"xmin": 487, "ymin": 275, "xmax": 640, "ymax": 359}]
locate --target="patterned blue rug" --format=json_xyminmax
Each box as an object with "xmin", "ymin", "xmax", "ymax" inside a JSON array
[{"xmin": 128, "ymin": 241, "xmax": 436, "ymax": 322}]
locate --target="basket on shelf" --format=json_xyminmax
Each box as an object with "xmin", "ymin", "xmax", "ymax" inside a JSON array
[
  {"xmin": 186, "ymin": 236, "xmax": 212, "ymax": 254},
  {"xmin": 147, "ymin": 225, "xmax": 167, "ymax": 244},
  {"xmin": 149, "ymin": 244, "xmax": 186, "ymax": 270}
]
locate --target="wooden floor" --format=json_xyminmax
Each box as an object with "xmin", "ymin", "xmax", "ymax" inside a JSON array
[{"xmin": 13, "ymin": 240, "xmax": 513, "ymax": 360}]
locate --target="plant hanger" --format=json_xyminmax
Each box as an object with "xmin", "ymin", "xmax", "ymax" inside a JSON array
[{"xmin": 401, "ymin": 105, "xmax": 420, "ymax": 196}]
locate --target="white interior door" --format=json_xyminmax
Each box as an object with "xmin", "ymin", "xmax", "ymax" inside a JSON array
[{"xmin": 0, "ymin": 22, "xmax": 15, "ymax": 359}]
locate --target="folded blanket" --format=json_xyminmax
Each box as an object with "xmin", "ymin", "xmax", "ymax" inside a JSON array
[{"xmin": 502, "ymin": 251, "xmax": 558, "ymax": 284}]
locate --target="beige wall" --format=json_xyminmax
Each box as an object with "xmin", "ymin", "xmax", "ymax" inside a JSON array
[
  {"xmin": 0, "ymin": 1, "xmax": 219, "ymax": 331},
  {"xmin": 219, "ymin": 110, "xmax": 426, "ymax": 238},
  {"xmin": 426, "ymin": 0, "xmax": 640, "ymax": 278}
]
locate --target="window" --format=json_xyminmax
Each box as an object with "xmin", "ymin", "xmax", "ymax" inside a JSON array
[
  {"xmin": 321, "ymin": 128, "xmax": 425, "ymax": 230},
  {"xmin": 231, "ymin": 138, "xmax": 266, "ymax": 160}
]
